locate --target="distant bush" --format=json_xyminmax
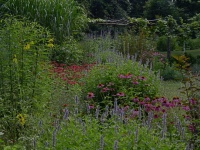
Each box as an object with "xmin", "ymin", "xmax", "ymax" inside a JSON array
[
  {"xmin": 187, "ymin": 38, "xmax": 200, "ymax": 50},
  {"xmin": 156, "ymin": 36, "xmax": 180, "ymax": 52}
]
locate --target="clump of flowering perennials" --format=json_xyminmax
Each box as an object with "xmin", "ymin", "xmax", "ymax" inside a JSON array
[{"xmin": 85, "ymin": 73, "xmax": 157, "ymax": 109}]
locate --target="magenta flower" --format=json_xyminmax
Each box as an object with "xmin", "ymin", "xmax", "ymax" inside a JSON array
[
  {"xmin": 87, "ymin": 92, "xmax": 95, "ymax": 99},
  {"xmin": 116, "ymin": 92, "xmax": 125, "ymax": 97},
  {"xmin": 132, "ymin": 97, "xmax": 139, "ymax": 103}
]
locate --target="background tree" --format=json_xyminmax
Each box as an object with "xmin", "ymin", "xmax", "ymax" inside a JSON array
[{"xmin": 143, "ymin": 0, "xmax": 180, "ymax": 20}]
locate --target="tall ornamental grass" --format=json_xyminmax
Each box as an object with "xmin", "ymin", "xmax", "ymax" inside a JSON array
[{"xmin": 2, "ymin": 0, "xmax": 88, "ymax": 42}]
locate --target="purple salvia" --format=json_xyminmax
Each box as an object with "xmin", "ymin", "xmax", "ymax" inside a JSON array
[
  {"xmin": 114, "ymin": 125, "xmax": 118, "ymax": 134},
  {"xmin": 63, "ymin": 108, "xmax": 69, "ymax": 120},
  {"xmin": 105, "ymin": 105, "xmax": 109, "ymax": 117},
  {"xmin": 114, "ymin": 99, "xmax": 118, "ymax": 114},
  {"xmin": 134, "ymin": 127, "xmax": 138, "ymax": 144},
  {"xmin": 38, "ymin": 120, "xmax": 42, "ymax": 128},
  {"xmin": 75, "ymin": 95, "xmax": 79, "ymax": 104},
  {"xmin": 52, "ymin": 129, "xmax": 57, "ymax": 147},
  {"xmin": 74, "ymin": 108, "xmax": 78, "ymax": 115},
  {"xmin": 95, "ymin": 106, "xmax": 100, "ymax": 120},
  {"xmin": 113, "ymin": 140, "xmax": 118, "ymax": 150},
  {"xmin": 44, "ymin": 141, "xmax": 49, "ymax": 148},
  {"xmin": 138, "ymin": 107, "xmax": 142, "ymax": 120},
  {"xmin": 99, "ymin": 135, "xmax": 104, "ymax": 150},
  {"xmin": 33, "ymin": 138, "xmax": 36, "ymax": 149},
  {"xmin": 181, "ymin": 127, "xmax": 185, "ymax": 140},
  {"xmin": 147, "ymin": 111, "xmax": 153, "ymax": 130},
  {"xmin": 161, "ymin": 113, "xmax": 167, "ymax": 138}
]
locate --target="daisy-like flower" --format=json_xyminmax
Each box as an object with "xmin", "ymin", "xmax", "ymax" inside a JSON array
[
  {"xmin": 116, "ymin": 92, "xmax": 124, "ymax": 97},
  {"xmin": 97, "ymin": 83, "xmax": 104, "ymax": 88},
  {"xmin": 87, "ymin": 92, "xmax": 95, "ymax": 99}
]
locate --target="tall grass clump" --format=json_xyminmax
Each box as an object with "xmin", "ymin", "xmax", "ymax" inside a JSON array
[
  {"xmin": 0, "ymin": 16, "xmax": 53, "ymax": 146},
  {"xmin": 2, "ymin": 0, "xmax": 88, "ymax": 42}
]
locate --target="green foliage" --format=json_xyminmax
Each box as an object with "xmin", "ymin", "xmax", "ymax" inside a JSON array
[
  {"xmin": 187, "ymin": 38, "xmax": 200, "ymax": 50},
  {"xmin": 116, "ymin": 30, "xmax": 155, "ymax": 56},
  {"xmin": 144, "ymin": 0, "xmax": 180, "ymax": 19},
  {"xmin": 0, "ymin": 17, "xmax": 52, "ymax": 145},
  {"xmin": 35, "ymin": 115, "xmax": 185, "ymax": 149},
  {"xmin": 82, "ymin": 60, "xmax": 160, "ymax": 109},
  {"xmin": 3, "ymin": 0, "xmax": 88, "ymax": 42},
  {"xmin": 157, "ymin": 36, "xmax": 180, "ymax": 52},
  {"xmin": 51, "ymin": 37, "xmax": 83, "ymax": 64}
]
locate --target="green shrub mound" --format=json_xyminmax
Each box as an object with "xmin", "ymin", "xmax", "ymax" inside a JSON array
[{"xmin": 82, "ymin": 60, "xmax": 160, "ymax": 109}]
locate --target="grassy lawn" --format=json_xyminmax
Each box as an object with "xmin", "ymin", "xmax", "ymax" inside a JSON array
[{"xmin": 158, "ymin": 81, "xmax": 186, "ymax": 100}]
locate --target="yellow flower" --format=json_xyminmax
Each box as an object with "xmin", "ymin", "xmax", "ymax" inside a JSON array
[
  {"xmin": 16, "ymin": 114, "xmax": 25, "ymax": 126},
  {"xmin": 47, "ymin": 43, "xmax": 54, "ymax": 48},
  {"xmin": 23, "ymin": 43, "xmax": 30, "ymax": 50}
]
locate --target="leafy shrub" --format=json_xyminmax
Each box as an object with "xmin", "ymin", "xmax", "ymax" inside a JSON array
[
  {"xmin": 0, "ymin": 17, "xmax": 52, "ymax": 144},
  {"xmin": 2, "ymin": 0, "xmax": 88, "ymax": 42},
  {"xmin": 160, "ymin": 65, "xmax": 182, "ymax": 81},
  {"xmin": 51, "ymin": 37, "xmax": 83, "ymax": 64},
  {"xmin": 187, "ymin": 38, "xmax": 200, "ymax": 50},
  {"xmin": 156, "ymin": 36, "xmax": 180, "ymax": 52},
  {"xmin": 82, "ymin": 60, "xmax": 160, "ymax": 109}
]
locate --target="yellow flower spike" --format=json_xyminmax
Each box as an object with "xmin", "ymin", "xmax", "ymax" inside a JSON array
[
  {"xmin": 13, "ymin": 54, "xmax": 18, "ymax": 64},
  {"xmin": 23, "ymin": 43, "xmax": 30, "ymax": 50}
]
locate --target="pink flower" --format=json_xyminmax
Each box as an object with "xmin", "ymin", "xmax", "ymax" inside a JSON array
[
  {"xmin": 116, "ymin": 92, "xmax": 125, "ymax": 97},
  {"xmin": 182, "ymin": 105, "xmax": 190, "ymax": 111},
  {"xmin": 132, "ymin": 81, "xmax": 139, "ymax": 85},
  {"xmin": 100, "ymin": 87, "xmax": 109, "ymax": 93},
  {"xmin": 87, "ymin": 92, "xmax": 95, "ymax": 99},
  {"xmin": 138, "ymin": 76, "xmax": 146, "ymax": 81},
  {"xmin": 189, "ymin": 98, "xmax": 196, "ymax": 105},
  {"xmin": 130, "ymin": 110, "xmax": 139, "ymax": 118},
  {"xmin": 97, "ymin": 83, "xmax": 104, "ymax": 88},
  {"xmin": 88, "ymin": 105, "xmax": 95, "ymax": 109},
  {"xmin": 132, "ymin": 97, "xmax": 139, "ymax": 103},
  {"xmin": 118, "ymin": 73, "xmax": 133, "ymax": 79},
  {"xmin": 144, "ymin": 96, "xmax": 150, "ymax": 102}
]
